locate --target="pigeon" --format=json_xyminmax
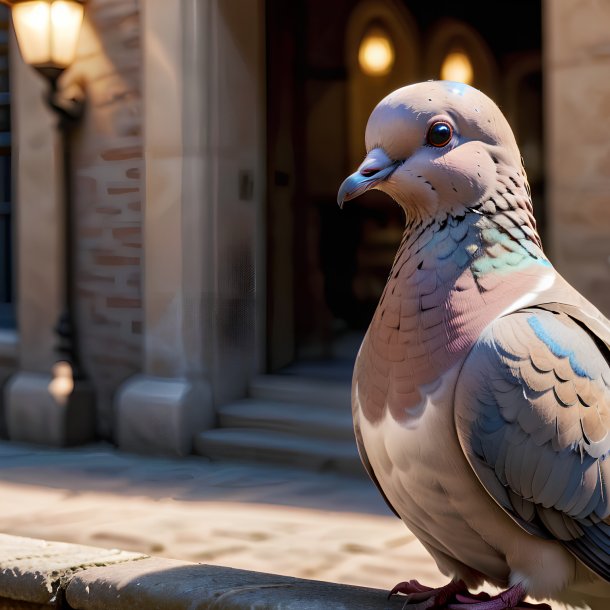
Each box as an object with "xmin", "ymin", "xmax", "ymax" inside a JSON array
[{"xmin": 337, "ymin": 81, "xmax": 610, "ymax": 610}]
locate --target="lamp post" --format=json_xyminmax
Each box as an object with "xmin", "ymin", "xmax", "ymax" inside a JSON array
[
  {"xmin": 6, "ymin": 0, "xmax": 86, "ymax": 380},
  {"xmin": 0, "ymin": 0, "xmax": 96, "ymax": 448}
]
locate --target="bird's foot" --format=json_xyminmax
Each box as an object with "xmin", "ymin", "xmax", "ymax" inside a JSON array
[
  {"xmin": 446, "ymin": 583, "xmax": 552, "ymax": 610},
  {"xmin": 388, "ymin": 578, "xmax": 469, "ymax": 609},
  {"xmin": 389, "ymin": 581, "xmax": 552, "ymax": 610}
]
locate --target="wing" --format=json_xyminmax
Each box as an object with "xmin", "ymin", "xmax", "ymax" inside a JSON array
[{"xmin": 454, "ymin": 305, "xmax": 610, "ymax": 581}]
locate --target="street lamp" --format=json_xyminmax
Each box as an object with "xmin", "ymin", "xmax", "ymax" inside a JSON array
[
  {"xmin": 4, "ymin": 1, "xmax": 91, "ymax": 412},
  {"xmin": 11, "ymin": 1, "xmax": 84, "ymax": 80}
]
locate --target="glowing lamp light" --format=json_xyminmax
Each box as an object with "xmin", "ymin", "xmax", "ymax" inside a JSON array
[
  {"xmin": 358, "ymin": 26, "xmax": 395, "ymax": 77},
  {"xmin": 440, "ymin": 50, "xmax": 474, "ymax": 85},
  {"xmin": 48, "ymin": 361, "xmax": 74, "ymax": 406},
  {"xmin": 11, "ymin": 0, "xmax": 84, "ymax": 78}
]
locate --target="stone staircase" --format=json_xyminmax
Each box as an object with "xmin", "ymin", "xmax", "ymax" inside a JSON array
[{"xmin": 194, "ymin": 375, "xmax": 364, "ymax": 476}]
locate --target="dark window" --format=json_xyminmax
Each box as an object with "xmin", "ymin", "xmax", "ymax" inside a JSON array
[{"xmin": 0, "ymin": 5, "xmax": 13, "ymax": 329}]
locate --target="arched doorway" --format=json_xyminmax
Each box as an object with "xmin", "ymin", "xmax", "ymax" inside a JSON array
[{"xmin": 265, "ymin": 0, "xmax": 543, "ymax": 379}]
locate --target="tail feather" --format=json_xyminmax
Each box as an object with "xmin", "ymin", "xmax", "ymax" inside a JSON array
[{"xmin": 563, "ymin": 522, "xmax": 610, "ymax": 582}]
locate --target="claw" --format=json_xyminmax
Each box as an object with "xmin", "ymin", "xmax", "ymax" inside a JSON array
[
  {"xmin": 389, "ymin": 579, "xmax": 435, "ymax": 599},
  {"xmin": 389, "ymin": 579, "xmax": 468, "ymax": 609},
  {"xmin": 401, "ymin": 597, "xmax": 446, "ymax": 610}
]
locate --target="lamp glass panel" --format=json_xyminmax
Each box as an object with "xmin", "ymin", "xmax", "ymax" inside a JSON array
[
  {"xmin": 12, "ymin": 1, "xmax": 52, "ymax": 66},
  {"xmin": 12, "ymin": 0, "xmax": 83, "ymax": 69},
  {"xmin": 50, "ymin": 1, "xmax": 84, "ymax": 67}
]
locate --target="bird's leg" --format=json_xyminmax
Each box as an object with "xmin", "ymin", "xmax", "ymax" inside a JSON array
[
  {"xmin": 447, "ymin": 582, "xmax": 552, "ymax": 610},
  {"xmin": 388, "ymin": 578, "xmax": 470, "ymax": 609}
]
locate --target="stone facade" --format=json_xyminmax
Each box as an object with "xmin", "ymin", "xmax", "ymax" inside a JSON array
[
  {"xmin": 4, "ymin": 0, "xmax": 265, "ymax": 451},
  {"xmin": 545, "ymin": 0, "xmax": 610, "ymax": 316},
  {"xmin": 2, "ymin": 1, "xmax": 609, "ymax": 452}
]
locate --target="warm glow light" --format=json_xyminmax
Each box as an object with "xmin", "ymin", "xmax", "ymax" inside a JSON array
[
  {"xmin": 12, "ymin": 0, "xmax": 84, "ymax": 70},
  {"xmin": 48, "ymin": 361, "xmax": 74, "ymax": 406},
  {"xmin": 440, "ymin": 50, "xmax": 474, "ymax": 85},
  {"xmin": 11, "ymin": 2, "xmax": 50, "ymax": 66},
  {"xmin": 358, "ymin": 27, "xmax": 394, "ymax": 77},
  {"xmin": 51, "ymin": 1, "xmax": 84, "ymax": 66}
]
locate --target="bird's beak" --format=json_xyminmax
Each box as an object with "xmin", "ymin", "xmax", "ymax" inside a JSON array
[{"xmin": 337, "ymin": 148, "xmax": 400, "ymax": 208}]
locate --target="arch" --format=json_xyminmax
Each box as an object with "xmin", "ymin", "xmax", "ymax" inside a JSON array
[
  {"xmin": 424, "ymin": 18, "xmax": 498, "ymax": 98},
  {"xmin": 503, "ymin": 53, "xmax": 545, "ymax": 235},
  {"xmin": 503, "ymin": 53, "xmax": 542, "ymax": 142},
  {"xmin": 345, "ymin": 0, "xmax": 420, "ymax": 168}
]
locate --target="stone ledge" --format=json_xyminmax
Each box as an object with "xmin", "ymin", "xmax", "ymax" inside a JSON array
[
  {"xmin": 0, "ymin": 534, "xmax": 146, "ymax": 606},
  {"xmin": 0, "ymin": 534, "xmax": 404, "ymax": 609}
]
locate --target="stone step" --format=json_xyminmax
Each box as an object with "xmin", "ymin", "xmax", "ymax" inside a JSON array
[
  {"xmin": 249, "ymin": 375, "xmax": 351, "ymax": 410},
  {"xmin": 217, "ymin": 399, "xmax": 355, "ymax": 441},
  {"xmin": 194, "ymin": 428, "xmax": 364, "ymax": 476}
]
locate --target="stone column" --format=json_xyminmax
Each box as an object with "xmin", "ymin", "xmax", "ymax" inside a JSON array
[
  {"xmin": 3, "ymin": 32, "xmax": 96, "ymax": 446},
  {"xmin": 115, "ymin": 0, "xmax": 265, "ymax": 455},
  {"xmin": 544, "ymin": 0, "xmax": 610, "ymax": 315}
]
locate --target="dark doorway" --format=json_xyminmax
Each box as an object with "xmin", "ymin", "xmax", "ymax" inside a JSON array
[{"xmin": 265, "ymin": 0, "xmax": 543, "ymax": 379}]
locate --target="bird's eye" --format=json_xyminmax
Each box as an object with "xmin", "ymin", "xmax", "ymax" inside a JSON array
[{"xmin": 427, "ymin": 121, "xmax": 453, "ymax": 147}]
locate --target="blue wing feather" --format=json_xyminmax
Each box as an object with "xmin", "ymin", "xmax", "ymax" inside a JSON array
[{"xmin": 455, "ymin": 305, "xmax": 610, "ymax": 581}]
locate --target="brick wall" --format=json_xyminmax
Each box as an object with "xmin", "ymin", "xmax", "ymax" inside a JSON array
[
  {"xmin": 69, "ymin": 0, "xmax": 143, "ymax": 438},
  {"xmin": 545, "ymin": 0, "xmax": 610, "ymax": 316}
]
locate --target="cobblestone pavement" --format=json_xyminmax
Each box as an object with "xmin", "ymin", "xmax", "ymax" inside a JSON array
[
  {"xmin": 0, "ymin": 441, "xmax": 570, "ymax": 608},
  {"xmin": 0, "ymin": 441, "xmax": 444, "ymax": 592}
]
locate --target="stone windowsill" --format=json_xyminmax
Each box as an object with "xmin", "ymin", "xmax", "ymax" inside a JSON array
[
  {"xmin": 0, "ymin": 534, "xmax": 404, "ymax": 609},
  {"xmin": 0, "ymin": 330, "xmax": 18, "ymax": 362}
]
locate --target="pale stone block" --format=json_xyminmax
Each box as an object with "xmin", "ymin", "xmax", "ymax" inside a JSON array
[
  {"xmin": 4, "ymin": 372, "xmax": 96, "ymax": 446},
  {"xmin": 115, "ymin": 375, "xmax": 214, "ymax": 456},
  {"xmin": 0, "ymin": 533, "xmax": 145, "ymax": 606},
  {"xmin": 554, "ymin": 189, "xmax": 610, "ymax": 230},
  {"xmin": 66, "ymin": 558, "xmax": 404, "ymax": 610},
  {"xmin": 546, "ymin": 62, "xmax": 610, "ymax": 191},
  {"xmin": 545, "ymin": 0, "xmax": 610, "ymax": 67},
  {"xmin": 141, "ymin": 0, "xmax": 265, "ymax": 405}
]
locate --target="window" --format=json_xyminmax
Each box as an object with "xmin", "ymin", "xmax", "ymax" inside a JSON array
[{"xmin": 0, "ymin": 5, "xmax": 13, "ymax": 329}]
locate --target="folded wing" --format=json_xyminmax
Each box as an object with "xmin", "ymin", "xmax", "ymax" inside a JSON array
[{"xmin": 455, "ymin": 305, "xmax": 610, "ymax": 581}]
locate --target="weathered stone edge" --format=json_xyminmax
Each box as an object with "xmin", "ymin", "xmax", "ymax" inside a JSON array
[
  {"xmin": 0, "ymin": 534, "xmax": 404, "ymax": 609},
  {"xmin": 0, "ymin": 534, "xmax": 148, "ymax": 605}
]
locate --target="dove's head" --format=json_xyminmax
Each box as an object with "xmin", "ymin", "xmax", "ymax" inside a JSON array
[{"xmin": 337, "ymin": 81, "xmax": 526, "ymax": 220}]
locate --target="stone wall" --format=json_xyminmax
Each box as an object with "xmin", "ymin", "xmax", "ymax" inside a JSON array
[
  {"xmin": 67, "ymin": 0, "xmax": 143, "ymax": 438},
  {"xmin": 545, "ymin": 0, "xmax": 610, "ymax": 316}
]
